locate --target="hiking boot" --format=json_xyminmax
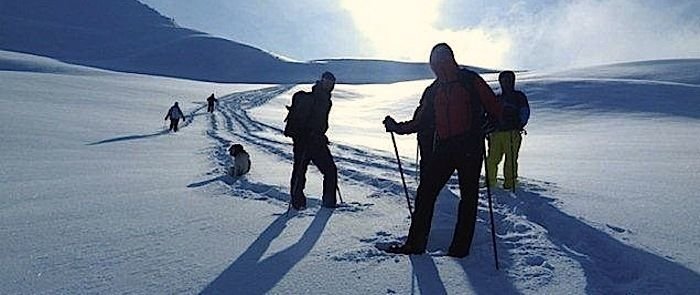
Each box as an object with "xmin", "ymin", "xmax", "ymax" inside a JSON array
[
  {"xmin": 446, "ymin": 250, "xmax": 469, "ymax": 258},
  {"xmin": 447, "ymin": 245, "xmax": 470, "ymax": 258},
  {"xmin": 291, "ymin": 203, "xmax": 306, "ymax": 210},
  {"xmin": 322, "ymin": 202, "xmax": 338, "ymax": 209},
  {"xmin": 384, "ymin": 243, "xmax": 424, "ymax": 255}
]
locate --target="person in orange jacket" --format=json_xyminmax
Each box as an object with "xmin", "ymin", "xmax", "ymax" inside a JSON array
[{"xmin": 383, "ymin": 43, "xmax": 502, "ymax": 257}]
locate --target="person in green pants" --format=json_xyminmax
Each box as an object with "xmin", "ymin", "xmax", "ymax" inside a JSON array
[{"xmin": 486, "ymin": 71, "xmax": 530, "ymax": 190}]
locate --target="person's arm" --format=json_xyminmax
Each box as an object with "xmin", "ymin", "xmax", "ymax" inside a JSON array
[
  {"xmin": 164, "ymin": 109, "xmax": 170, "ymax": 120},
  {"xmin": 385, "ymin": 87, "xmax": 431, "ymax": 134},
  {"xmin": 474, "ymin": 76, "xmax": 503, "ymax": 120}
]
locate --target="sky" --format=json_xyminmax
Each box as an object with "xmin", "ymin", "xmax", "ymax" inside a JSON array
[{"xmin": 140, "ymin": 0, "xmax": 700, "ymax": 70}]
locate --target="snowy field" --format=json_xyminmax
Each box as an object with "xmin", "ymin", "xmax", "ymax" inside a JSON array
[{"xmin": 1, "ymin": 51, "xmax": 699, "ymax": 294}]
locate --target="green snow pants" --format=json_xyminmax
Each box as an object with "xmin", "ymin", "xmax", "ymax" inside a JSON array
[{"xmin": 486, "ymin": 130, "xmax": 522, "ymax": 189}]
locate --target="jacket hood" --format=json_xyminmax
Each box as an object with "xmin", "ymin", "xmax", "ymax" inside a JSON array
[{"xmin": 429, "ymin": 44, "xmax": 460, "ymax": 81}]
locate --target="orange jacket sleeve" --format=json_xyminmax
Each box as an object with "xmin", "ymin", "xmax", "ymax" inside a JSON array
[{"xmin": 473, "ymin": 76, "xmax": 502, "ymax": 120}]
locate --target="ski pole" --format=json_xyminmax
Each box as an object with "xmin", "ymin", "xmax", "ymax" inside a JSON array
[
  {"xmin": 336, "ymin": 185, "xmax": 344, "ymax": 204},
  {"xmin": 390, "ymin": 132, "xmax": 413, "ymax": 216},
  {"xmin": 483, "ymin": 140, "xmax": 500, "ymax": 270},
  {"xmin": 415, "ymin": 142, "xmax": 420, "ymax": 182},
  {"xmin": 510, "ymin": 131, "xmax": 516, "ymax": 194}
]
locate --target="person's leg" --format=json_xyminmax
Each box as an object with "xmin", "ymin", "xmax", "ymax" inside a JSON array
[
  {"xmin": 290, "ymin": 142, "xmax": 311, "ymax": 208},
  {"xmin": 404, "ymin": 151, "xmax": 456, "ymax": 252},
  {"xmin": 449, "ymin": 149, "xmax": 483, "ymax": 257},
  {"xmin": 486, "ymin": 132, "xmax": 505, "ymax": 186},
  {"xmin": 503, "ymin": 131, "xmax": 522, "ymax": 189},
  {"xmin": 309, "ymin": 143, "xmax": 338, "ymax": 206}
]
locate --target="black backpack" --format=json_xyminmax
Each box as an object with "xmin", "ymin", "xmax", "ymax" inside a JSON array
[
  {"xmin": 498, "ymin": 91, "xmax": 530, "ymax": 131},
  {"xmin": 283, "ymin": 91, "xmax": 314, "ymax": 138}
]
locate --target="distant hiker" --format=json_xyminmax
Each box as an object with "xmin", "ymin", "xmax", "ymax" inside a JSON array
[
  {"xmin": 206, "ymin": 93, "xmax": 218, "ymax": 113},
  {"xmin": 164, "ymin": 102, "xmax": 185, "ymax": 132},
  {"xmin": 228, "ymin": 144, "xmax": 251, "ymax": 177},
  {"xmin": 284, "ymin": 71, "xmax": 338, "ymax": 210},
  {"xmin": 382, "ymin": 43, "xmax": 503, "ymax": 258},
  {"xmin": 486, "ymin": 71, "xmax": 530, "ymax": 190}
]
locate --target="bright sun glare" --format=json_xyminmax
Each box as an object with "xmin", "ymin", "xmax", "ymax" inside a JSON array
[{"xmin": 340, "ymin": 0, "xmax": 510, "ymax": 68}]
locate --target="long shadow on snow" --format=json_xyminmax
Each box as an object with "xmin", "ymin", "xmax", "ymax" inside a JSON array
[
  {"xmin": 409, "ymin": 255, "xmax": 449, "ymax": 295},
  {"xmin": 416, "ymin": 185, "xmax": 520, "ymax": 294},
  {"xmin": 187, "ymin": 173, "xmax": 324, "ymax": 209},
  {"xmin": 200, "ymin": 209, "xmax": 332, "ymax": 294},
  {"xmin": 498, "ymin": 182, "xmax": 700, "ymax": 294},
  {"xmin": 86, "ymin": 130, "xmax": 169, "ymax": 145},
  {"xmin": 87, "ymin": 102, "xmax": 208, "ymax": 145}
]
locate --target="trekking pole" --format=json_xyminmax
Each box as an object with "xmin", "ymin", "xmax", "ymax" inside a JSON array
[
  {"xmin": 509, "ymin": 131, "xmax": 516, "ymax": 194},
  {"xmin": 483, "ymin": 140, "xmax": 500, "ymax": 270},
  {"xmin": 415, "ymin": 143, "xmax": 420, "ymax": 182},
  {"xmin": 390, "ymin": 132, "xmax": 413, "ymax": 216},
  {"xmin": 336, "ymin": 185, "xmax": 345, "ymax": 204}
]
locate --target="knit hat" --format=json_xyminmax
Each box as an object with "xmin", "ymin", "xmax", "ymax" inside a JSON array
[{"xmin": 321, "ymin": 71, "xmax": 336, "ymax": 82}]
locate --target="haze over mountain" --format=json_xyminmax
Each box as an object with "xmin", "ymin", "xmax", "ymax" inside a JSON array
[{"xmin": 0, "ymin": 0, "xmax": 494, "ymax": 83}]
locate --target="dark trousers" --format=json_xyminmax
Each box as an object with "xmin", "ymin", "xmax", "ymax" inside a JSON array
[
  {"xmin": 417, "ymin": 133, "xmax": 434, "ymax": 182},
  {"xmin": 207, "ymin": 104, "xmax": 215, "ymax": 113},
  {"xmin": 169, "ymin": 119, "xmax": 180, "ymax": 132},
  {"xmin": 290, "ymin": 138, "xmax": 338, "ymax": 208},
  {"xmin": 406, "ymin": 134, "xmax": 483, "ymax": 255}
]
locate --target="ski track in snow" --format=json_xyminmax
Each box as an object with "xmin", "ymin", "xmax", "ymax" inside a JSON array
[
  {"xmin": 197, "ymin": 85, "xmax": 419, "ymax": 213},
  {"xmin": 188, "ymin": 86, "xmax": 700, "ymax": 294}
]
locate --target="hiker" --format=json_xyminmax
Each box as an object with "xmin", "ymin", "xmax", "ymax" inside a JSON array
[
  {"xmin": 228, "ymin": 144, "xmax": 251, "ymax": 177},
  {"xmin": 164, "ymin": 102, "xmax": 186, "ymax": 132},
  {"xmin": 284, "ymin": 71, "xmax": 338, "ymax": 210},
  {"xmin": 206, "ymin": 93, "xmax": 218, "ymax": 113},
  {"xmin": 486, "ymin": 71, "xmax": 530, "ymax": 190},
  {"xmin": 382, "ymin": 43, "xmax": 503, "ymax": 258}
]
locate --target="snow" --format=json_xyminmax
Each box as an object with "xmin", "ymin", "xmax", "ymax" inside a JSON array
[{"xmin": 1, "ymin": 52, "xmax": 699, "ymax": 294}]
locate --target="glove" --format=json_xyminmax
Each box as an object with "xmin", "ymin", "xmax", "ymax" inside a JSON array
[
  {"xmin": 383, "ymin": 116, "xmax": 399, "ymax": 133},
  {"xmin": 482, "ymin": 119, "xmax": 496, "ymax": 135}
]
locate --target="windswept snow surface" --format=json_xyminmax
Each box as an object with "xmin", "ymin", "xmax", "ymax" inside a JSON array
[{"xmin": 1, "ymin": 54, "xmax": 699, "ymax": 294}]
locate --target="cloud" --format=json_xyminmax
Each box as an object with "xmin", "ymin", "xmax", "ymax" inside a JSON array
[
  {"xmin": 142, "ymin": 0, "xmax": 700, "ymax": 69},
  {"xmin": 471, "ymin": 0, "xmax": 700, "ymax": 69},
  {"xmin": 340, "ymin": 0, "xmax": 511, "ymax": 68}
]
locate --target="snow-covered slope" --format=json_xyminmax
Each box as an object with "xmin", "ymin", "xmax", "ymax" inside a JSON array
[{"xmin": 1, "ymin": 53, "xmax": 698, "ymax": 294}]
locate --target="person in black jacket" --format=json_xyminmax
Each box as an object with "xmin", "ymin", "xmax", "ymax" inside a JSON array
[
  {"xmin": 486, "ymin": 71, "xmax": 530, "ymax": 190},
  {"xmin": 206, "ymin": 93, "xmax": 218, "ymax": 113},
  {"xmin": 164, "ymin": 102, "xmax": 186, "ymax": 132},
  {"xmin": 289, "ymin": 72, "xmax": 338, "ymax": 210}
]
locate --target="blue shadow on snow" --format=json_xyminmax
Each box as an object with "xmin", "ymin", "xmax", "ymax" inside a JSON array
[{"xmin": 200, "ymin": 209, "xmax": 333, "ymax": 294}]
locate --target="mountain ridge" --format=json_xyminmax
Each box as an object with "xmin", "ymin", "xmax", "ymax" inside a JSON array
[{"xmin": 0, "ymin": 0, "xmax": 454, "ymax": 83}]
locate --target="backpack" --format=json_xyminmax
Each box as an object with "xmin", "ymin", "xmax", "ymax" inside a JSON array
[
  {"xmin": 498, "ymin": 91, "xmax": 530, "ymax": 131},
  {"xmin": 283, "ymin": 91, "xmax": 314, "ymax": 138}
]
